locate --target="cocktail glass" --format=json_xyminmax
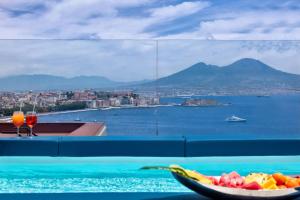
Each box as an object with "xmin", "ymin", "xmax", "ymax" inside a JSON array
[
  {"xmin": 12, "ymin": 111, "xmax": 24, "ymax": 137},
  {"xmin": 26, "ymin": 111, "xmax": 37, "ymax": 137}
]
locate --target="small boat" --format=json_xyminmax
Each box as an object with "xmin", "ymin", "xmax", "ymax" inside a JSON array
[
  {"xmin": 74, "ymin": 117, "xmax": 81, "ymax": 121},
  {"xmin": 102, "ymin": 107, "xmax": 112, "ymax": 110},
  {"xmin": 226, "ymin": 115, "xmax": 246, "ymax": 122}
]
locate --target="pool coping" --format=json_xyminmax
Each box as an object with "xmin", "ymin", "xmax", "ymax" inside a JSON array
[{"xmin": 0, "ymin": 136, "xmax": 299, "ymax": 157}]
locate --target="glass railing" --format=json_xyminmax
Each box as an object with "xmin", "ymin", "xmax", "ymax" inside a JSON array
[{"xmin": 0, "ymin": 39, "xmax": 299, "ymax": 139}]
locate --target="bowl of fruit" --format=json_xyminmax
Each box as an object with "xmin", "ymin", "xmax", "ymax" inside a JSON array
[{"xmin": 141, "ymin": 165, "xmax": 300, "ymax": 200}]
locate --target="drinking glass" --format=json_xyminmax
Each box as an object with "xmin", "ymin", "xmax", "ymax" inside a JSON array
[
  {"xmin": 26, "ymin": 111, "xmax": 37, "ymax": 137},
  {"xmin": 12, "ymin": 111, "xmax": 24, "ymax": 137}
]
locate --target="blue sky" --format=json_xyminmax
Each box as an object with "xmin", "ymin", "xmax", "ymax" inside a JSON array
[
  {"xmin": 0, "ymin": 0, "xmax": 300, "ymax": 39},
  {"xmin": 0, "ymin": 0, "xmax": 300, "ymax": 81}
]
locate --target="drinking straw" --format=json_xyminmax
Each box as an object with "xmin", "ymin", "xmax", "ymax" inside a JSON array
[
  {"xmin": 19, "ymin": 101, "xmax": 23, "ymax": 111},
  {"xmin": 32, "ymin": 95, "xmax": 38, "ymax": 112}
]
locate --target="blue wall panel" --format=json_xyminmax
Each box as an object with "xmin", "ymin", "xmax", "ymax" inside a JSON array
[
  {"xmin": 185, "ymin": 138, "xmax": 300, "ymax": 156},
  {"xmin": 0, "ymin": 136, "xmax": 299, "ymax": 157},
  {"xmin": 0, "ymin": 137, "xmax": 59, "ymax": 156},
  {"xmin": 59, "ymin": 136, "xmax": 185, "ymax": 157}
]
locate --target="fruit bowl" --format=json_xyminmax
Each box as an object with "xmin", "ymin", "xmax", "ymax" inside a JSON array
[{"xmin": 172, "ymin": 172, "xmax": 300, "ymax": 200}]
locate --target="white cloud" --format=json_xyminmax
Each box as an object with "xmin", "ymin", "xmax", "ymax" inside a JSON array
[
  {"xmin": 0, "ymin": 40, "xmax": 157, "ymax": 81},
  {"xmin": 0, "ymin": 1, "xmax": 300, "ymax": 78},
  {"xmin": 0, "ymin": 0, "xmax": 210, "ymax": 39},
  {"xmin": 0, "ymin": 0, "xmax": 299, "ymax": 40},
  {"xmin": 159, "ymin": 9, "xmax": 300, "ymax": 40},
  {"xmin": 149, "ymin": 1, "xmax": 210, "ymax": 21},
  {"xmin": 0, "ymin": 0, "xmax": 50, "ymax": 9}
]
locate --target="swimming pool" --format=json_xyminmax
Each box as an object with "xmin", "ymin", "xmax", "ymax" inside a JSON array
[{"xmin": 0, "ymin": 156, "xmax": 299, "ymax": 193}]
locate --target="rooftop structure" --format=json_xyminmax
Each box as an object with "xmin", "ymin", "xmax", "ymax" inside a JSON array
[{"xmin": 0, "ymin": 123, "xmax": 106, "ymax": 137}]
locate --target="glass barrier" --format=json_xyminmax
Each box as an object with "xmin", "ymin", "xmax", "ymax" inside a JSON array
[
  {"xmin": 0, "ymin": 39, "xmax": 158, "ymax": 136},
  {"xmin": 156, "ymin": 40, "xmax": 300, "ymax": 139},
  {"xmin": 0, "ymin": 39, "xmax": 299, "ymax": 139}
]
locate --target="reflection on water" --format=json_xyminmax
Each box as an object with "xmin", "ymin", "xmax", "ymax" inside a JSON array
[{"xmin": 0, "ymin": 156, "xmax": 299, "ymax": 193}]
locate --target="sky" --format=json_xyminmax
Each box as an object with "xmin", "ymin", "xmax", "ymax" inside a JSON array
[{"xmin": 0, "ymin": 0, "xmax": 300, "ymax": 81}]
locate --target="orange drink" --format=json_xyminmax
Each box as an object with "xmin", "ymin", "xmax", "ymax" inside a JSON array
[{"xmin": 12, "ymin": 111, "xmax": 24, "ymax": 136}]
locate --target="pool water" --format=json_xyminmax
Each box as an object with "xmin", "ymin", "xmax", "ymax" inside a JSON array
[{"xmin": 0, "ymin": 156, "xmax": 299, "ymax": 193}]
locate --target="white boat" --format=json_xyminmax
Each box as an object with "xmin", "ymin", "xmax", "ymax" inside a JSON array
[
  {"xmin": 74, "ymin": 117, "xmax": 81, "ymax": 121},
  {"xmin": 226, "ymin": 115, "xmax": 246, "ymax": 122}
]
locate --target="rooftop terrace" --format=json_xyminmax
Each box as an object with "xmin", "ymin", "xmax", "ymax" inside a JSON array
[{"xmin": 0, "ymin": 123, "xmax": 106, "ymax": 137}]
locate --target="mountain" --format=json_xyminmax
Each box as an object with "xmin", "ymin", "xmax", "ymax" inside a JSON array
[
  {"xmin": 1, "ymin": 58, "xmax": 300, "ymax": 93},
  {"xmin": 142, "ymin": 58, "xmax": 300, "ymax": 93},
  {"xmin": 0, "ymin": 74, "xmax": 122, "ymax": 91}
]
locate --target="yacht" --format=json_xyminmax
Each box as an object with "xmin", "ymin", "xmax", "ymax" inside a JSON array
[
  {"xmin": 74, "ymin": 117, "xmax": 81, "ymax": 121},
  {"xmin": 226, "ymin": 115, "xmax": 247, "ymax": 122}
]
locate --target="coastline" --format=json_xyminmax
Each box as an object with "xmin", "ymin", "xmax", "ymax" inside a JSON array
[
  {"xmin": 0, "ymin": 104, "xmax": 178, "ymax": 122},
  {"xmin": 39, "ymin": 104, "xmax": 177, "ymax": 115},
  {"xmin": 0, "ymin": 100, "xmax": 231, "ymax": 122},
  {"xmin": 0, "ymin": 108, "xmax": 99, "ymax": 122},
  {"xmin": 100, "ymin": 104, "xmax": 178, "ymax": 110},
  {"xmin": 37, "ymin": 108, "xmax": 99, "ymax": 116}
]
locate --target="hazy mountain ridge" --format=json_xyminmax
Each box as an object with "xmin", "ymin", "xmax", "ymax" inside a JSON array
[
  {"xmin": 0, "ymin": 74, "xmax": 122, "ymax": 91},
  {"xmin": 147, "ymin": 58, "xmax": 300, "ymax": 91},
  {"xmin": 0, "ymin": 58, "xmax": 299, "ymax": 93}
]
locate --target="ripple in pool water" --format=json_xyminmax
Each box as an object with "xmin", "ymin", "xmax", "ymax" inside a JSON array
[
  {"xmin": 0, "ymin": 178, "xmax": 186, "ymax": 193},
  {"xmin": 0, "ymin": 156, "xmax": 299, "ymax": 193}
]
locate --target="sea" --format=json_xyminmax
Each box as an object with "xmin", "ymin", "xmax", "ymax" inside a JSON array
[{"xmin": 39, "ymin": 95, "xmax": 300, "ymax": 139}]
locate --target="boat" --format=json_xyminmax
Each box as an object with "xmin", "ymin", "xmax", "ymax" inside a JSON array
[
  {"xmin": 101, "ymin": 107, "xmax": 112, "ymax": 110},
  {"xmin": 226, "ymin": 115, "xmax": 247, "ymax": 122},
  {"xmin": 74, "ymin": 117, "xmax": 81, "ymax": 121}
]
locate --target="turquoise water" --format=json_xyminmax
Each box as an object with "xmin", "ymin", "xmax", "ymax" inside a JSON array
[{"xmin": 0, "ymin": 156, "xmax": 299, "ymax": 193}]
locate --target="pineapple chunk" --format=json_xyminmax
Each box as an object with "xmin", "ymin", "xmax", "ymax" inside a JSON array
[
  {"xmin": 262, "ymin": 177, "xmax": 278, "ymax": 190},
  {"xmin": 185, "ymin": 170, "xmax": 212, "ymax": 184},
  {"xmin": 245, "ymin": 173, "xmax": 269, "ymax": 185}
]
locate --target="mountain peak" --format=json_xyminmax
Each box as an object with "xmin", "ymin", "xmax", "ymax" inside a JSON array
[
  {"xmin": 235, "ymin": 58, "xmax": 261, "ymax": 63},
  {"xmin": 233, "ymin": 58, "xmax": 267, "ymax": 66},
  {"xmin": 187, "ymin": 62, "xmax": 218, "ymax": 71},
  {"xmin": 144, "ymin": 57, "xmax": 300, "ymax": 94},
  {"xmin": 226, "ymin": 57, "xmax": 273, "ymax": 72}
]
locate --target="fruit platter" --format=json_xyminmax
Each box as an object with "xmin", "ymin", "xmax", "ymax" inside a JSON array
[{"xmin": 141, "ymin": 165, "xmax": 300, "ymax": 200}]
